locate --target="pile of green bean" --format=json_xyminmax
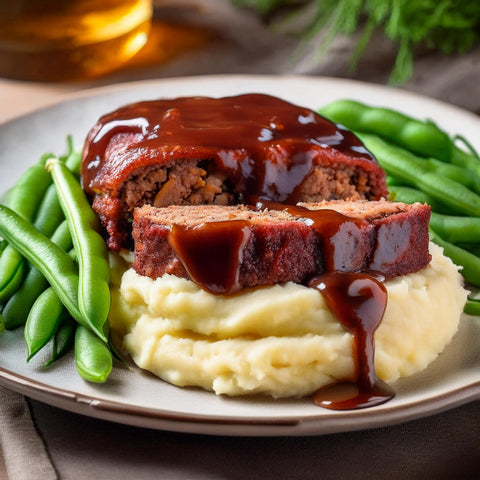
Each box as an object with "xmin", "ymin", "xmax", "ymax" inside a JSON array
[
  {"xmin": 0, "ymin": 138, "xmax": 113, "ymax": 382},
  {"xmin": 319, "ymin": 99, "xmax": 480, "ymax": 316}
]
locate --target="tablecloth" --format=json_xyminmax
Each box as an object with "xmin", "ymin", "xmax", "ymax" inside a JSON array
[{"xmin": 1, "ymin": 1, "xmax": 480, "ymax": 479}]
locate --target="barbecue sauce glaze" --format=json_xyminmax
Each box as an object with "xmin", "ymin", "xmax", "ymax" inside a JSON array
[
  {"xmin": 309, "ymin": 272, "xmax": 394, "ymax": 409},
  {"xmin": 82, "ymin": 93, "xmax": 385, "ymax": 203}
]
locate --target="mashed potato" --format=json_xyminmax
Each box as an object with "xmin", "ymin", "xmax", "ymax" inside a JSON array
[{"xmin": 109, "ymin": 243, "xmax": 468, "ymax": 398}]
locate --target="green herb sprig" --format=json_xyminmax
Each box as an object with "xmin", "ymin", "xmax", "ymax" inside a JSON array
[{"xmin": 232, "ymin": 0, "xmax": 480, "ymax": 84}]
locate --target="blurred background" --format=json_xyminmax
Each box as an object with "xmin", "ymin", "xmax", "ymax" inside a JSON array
[{"xmin": 1, "ymin": 0, "xmax": 479, "ymax": 119}]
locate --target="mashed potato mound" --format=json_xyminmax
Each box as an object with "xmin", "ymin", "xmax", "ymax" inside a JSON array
[{"xmin": 109, "ymin": 243, "xmax": 467, "ymax": 398}]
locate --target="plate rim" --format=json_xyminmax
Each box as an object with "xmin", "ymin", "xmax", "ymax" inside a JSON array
[
  {"xmin": 1, "ymin": 362, "xmax": 479, "ymax": 436},
  {"xmin": 2, "ymin": 73, "xmax": 480, "ymax": 127},
  {"xmin": 1, "ymin": 73, "xmax": 479, "ymax": 436}
]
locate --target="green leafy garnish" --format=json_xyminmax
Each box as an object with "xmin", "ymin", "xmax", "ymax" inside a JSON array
[{"xmin": 231, "ymin": 0, "xmax": 480, "ymax": 84}]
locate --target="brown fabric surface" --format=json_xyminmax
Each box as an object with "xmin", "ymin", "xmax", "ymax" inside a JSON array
[
  {"xmin": 0, "ymin": 388, "xmax": 57, "ymax": 480},
  {"xmin": 0, "ymin": 446, "xmax": 8, "ymax": 480},
  {"xmin": 29, "ymin": 398, "xmax": 480, "ymax": 480}
]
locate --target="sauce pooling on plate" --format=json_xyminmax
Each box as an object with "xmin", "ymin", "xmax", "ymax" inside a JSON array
[
  {"xmin": 166, "ymin": 205, "xmax": 395, "ymax": 410},
  {"xmin": 309, "ymin": 272, "xmax": 394, "ymax": 410},
  {"xmin": 82, "ymin": 93, "xmax": 379, "ymax": 204}
]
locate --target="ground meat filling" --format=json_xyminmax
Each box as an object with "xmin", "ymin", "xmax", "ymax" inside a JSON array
[
  {"xmin": 119, "ymin": 160, "xmax": 231, "ymax": 220},
  {"xmin": 119, "ymin": 161, "xmax": 375, "ymax": 221},
  {"xmin": 96, "ymin": 160, "xmax": 381, "ymax": 250},
  {"xmin": 122, "ymin": 162, "xmax": 229, "ymax": 209},
  {"xmin": 300, "ymin": 165, "xmax": 374, "ymax": 202}
]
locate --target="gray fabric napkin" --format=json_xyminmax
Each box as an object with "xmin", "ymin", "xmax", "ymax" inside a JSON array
[
  {"xmin": 1, "ymin": 1, "xmax": 480, "ymax": 478},
  {"xmin": 0, "ymin": 388, "xmax": 56, "ymax": 480},
  {"xmin": 19, "ymin": 396, "xmax": 480, "ymax": 479}
]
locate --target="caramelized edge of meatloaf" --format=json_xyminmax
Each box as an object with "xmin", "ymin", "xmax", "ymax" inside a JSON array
[
  {"xmin": 132, "ymin": 201, "xmax": 431, "ymax": 289},
  {"xmin": 93, "ymin": 159, "xmax": 385, "ymax": 251}
]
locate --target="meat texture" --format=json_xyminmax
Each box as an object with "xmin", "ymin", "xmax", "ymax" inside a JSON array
[
  {"xmin": 132, "ymin": 201, "xmax": 431, "ymax": 294},
  {"xmin": 81, "ymin": 94, "xmax": 388, "ymax": 250}
]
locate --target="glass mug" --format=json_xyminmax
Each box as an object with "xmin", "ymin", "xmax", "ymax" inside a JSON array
[{"xmin": 0, "ymin": 0, "xmax": 152, "ymax": 81}]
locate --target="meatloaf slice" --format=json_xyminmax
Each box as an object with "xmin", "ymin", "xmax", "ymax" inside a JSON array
[
  {"xmin": 81, "ymin": 94, "xmax": 388, "ymax": 251},
  {"xmin": 132, "ymin": 200, "xmax": 431, "ymax": 294}
]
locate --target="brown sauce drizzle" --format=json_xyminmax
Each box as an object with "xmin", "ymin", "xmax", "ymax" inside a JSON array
[
  {"xmin": 166, "ymin": 204, "xmax": 395, "ymax": 410},
  {"xmin": 309, "ymin": 272, "xmax": 394, "ymax": 409},
  {"xmin": 257, "ymin": 201, "xmax": 368, "ymax": 273},
  {"xmin": 167, "ymin": 220, "xmax": 251, "ymax": 295},
  {"xmin": 82, "ymin": 94, "xmax": 376, "ymax": 204}
]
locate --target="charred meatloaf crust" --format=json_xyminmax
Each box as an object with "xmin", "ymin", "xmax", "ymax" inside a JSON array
[
  {"xmin": 132, "ymin": 200, "xmax": 431, "ymax": 294},
  {"xmin": 81, "ymin": 94, "xmax": 388, "ymax": 250}
]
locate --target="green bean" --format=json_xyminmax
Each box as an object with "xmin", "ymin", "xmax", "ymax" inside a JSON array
[
  {"xmin": 451, "ymin": 139, "xmax": 480, "ymax": 176},
  {"xmin": 0, "ymin": 159, "xmax": 52, "ymax": 302},
  {"xmin": 387, "ymin": 185, "xmax": 456, "ymax": 214},
  {"xmin": 429, "ymin": 228, "xmax": 480, "ymax": 287},
  {"xmin": 25, "ymin": 287, "xmax": 67, "ymax": 361},
  {"xmin": 44, "ymin": 317, "xmax": 76, "ymax": 367},
  {"xmin": 388, "ymin": 185, "xmax": 429, "ymax": 204},
  {"xmin": 4, "ymin": 156, "xmax": 52, "ymax": 221},
  {"xmin": 465, "ymin": 299, "xmax": 480, "ymax": 316},
  {"xmin": 417, "ymin": 172, "xmax": 480, "ymax": 217},
  {"xmin": 0, "ymin": 265, "xmax": 26, "ymax": 306},
  {"xmin": 469, "ymin": 291, "xmax": 480, "ymax": 302},
  {"xmin": 18, "ymin": 144, "xmax": 80, "ymax": 236},
  {"xmin": 358, "ymin": 133, "xmax": 480, "ymax": 217},
  {"xmin": 319, "ymin": 99, "xmax": 452, "ymax": 161},
  {"xmin": 2, "ymin": 145, "xmax": 81, "ymax": 326},
  {"xmin": 63, "ymin": 145, "xmax": 82, "ymax": 178},
  {"xmin": 0, "ymin": 246, "xmax": 26, "ymax": 303},
  {"xmin": 58, "ymin": 140, "xmax": 82, "ymax": 178},
  {"xmin": 386, "ymin": 175, "xmax": 408, "ymax": 187},
  {"xmin": 0, "ymin": 204, "xmax": 106, "ymax": 341},
  {"xmin": 29, "ymin": 146, "xmax": 81, "ymax": 237},
  {"xmin": 25, "ymin": 245, "xmax": 75, "ymax": 358},
  {"xmin": 428, "ymin": 213, "xmax": 480, "ymax": 245},
  {"xmin": 0, "ymin": 187, "xmax": 65, "ymax": 317},
  {"xmin": 30, "ymin": 185, "xmax": 64, "ymax": 237},
  {"xmin": 424, "ymin": 158, "xmax": 480, "ymax": 195},
  {"xmin": 0, "ymin": 311, "xmax": 4, "ymax": 334},
  {"xmin": 319, "ymin": 99, "xmax": 480, "ymax": 176},
  {"xmin": 74, "ymin": 325, "xmax": 112, "ymax": 383},
  {"xmin": 2, "ymin": 221, "xmax": 72, "ymax": 329},
  {"xmin": 46, "ymin": 158, "xmax": 110, "ymax": 340},
  {"xmin": 458, "ymin": 244, "xmax": 480, "ymax": 257},
  {"xmin": 0, "ymin": 144, "xmax": 80, "ymax": 305}
]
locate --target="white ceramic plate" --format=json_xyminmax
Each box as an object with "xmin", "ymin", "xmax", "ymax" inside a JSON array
[{"xmin": 1, "ymin": 75, "xmax": 479, "ymax": 436}]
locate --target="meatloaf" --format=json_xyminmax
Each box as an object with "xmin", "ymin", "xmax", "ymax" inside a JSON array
[
  {"xmin": 132, "ymin": 200, "xmax": 431, "ymax": 294},
  {"xmin": 81, "ymin": 94, "xmax": 388, "ymax": 250}
]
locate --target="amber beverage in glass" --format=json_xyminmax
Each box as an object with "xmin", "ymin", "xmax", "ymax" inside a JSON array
[{"xmin": 0, "ymin": 0, "xmax": 152, "ymax": 81}]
